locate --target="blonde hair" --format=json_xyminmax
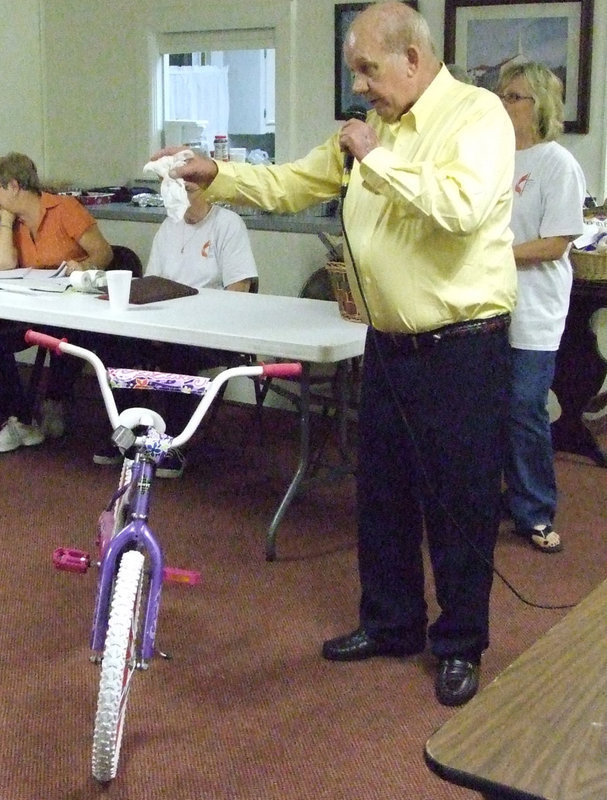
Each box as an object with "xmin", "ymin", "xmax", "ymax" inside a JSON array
[{"xmin": 497, "ymin": 62, "xmax": 564, "ymax": 142}]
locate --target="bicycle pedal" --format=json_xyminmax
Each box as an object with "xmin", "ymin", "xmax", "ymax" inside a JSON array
[
  {"xmin": 53, "ymin": 547, "xmax": 91, "ymax": 574},
  {"xmin": 162, "ymin": 566, "xmax": 201, "ymax": 585}
]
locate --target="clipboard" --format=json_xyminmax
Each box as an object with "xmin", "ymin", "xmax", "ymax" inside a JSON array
[{"xmin": 99, "ymin": 276, "xmax": 199, "ymax": 305}]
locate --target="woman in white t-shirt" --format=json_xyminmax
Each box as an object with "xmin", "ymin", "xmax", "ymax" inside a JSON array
[
  {"xmin": 93, "ymin": 182, "xmax": 258, "ymax": 477},
  {"xmin": 496, "ymin": 62, "xmax": 585, "ymax": 553}
]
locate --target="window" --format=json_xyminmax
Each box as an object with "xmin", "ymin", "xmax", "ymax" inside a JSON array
[{"xmin": 157, "ymin": 30, "xmax": 276, "ymax": 159}]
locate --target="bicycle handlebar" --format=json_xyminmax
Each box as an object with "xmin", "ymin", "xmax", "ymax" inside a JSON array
[
  {"xmin": 25, "ymin": 330, "xmax": 302, "ymax": 380},
  {"xmin": 261, "ymin": 362, "xmax": 302, "ymax": 378},
  {"xmin": 25, "ymin": 329, "xmax": 68, "ymax": 353},
  {"xmin": 25, "ymin": 329, "xmax": 303, "ymax": 448}
]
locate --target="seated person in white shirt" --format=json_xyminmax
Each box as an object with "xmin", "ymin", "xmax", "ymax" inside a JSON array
[
  {"xmin": 147, "ymin": 181, "xmax": 256, "ymax": 293},
  {"xmin": 94, "ymin": 182, "xmax": 258, "ymax": 478}
]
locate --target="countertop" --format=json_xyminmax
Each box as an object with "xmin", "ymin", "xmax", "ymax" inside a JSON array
[{"xmin": 89, "ymin": 202, "xmax": 342, "ymax": 236}]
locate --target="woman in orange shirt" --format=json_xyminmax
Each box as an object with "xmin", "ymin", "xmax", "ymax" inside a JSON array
[{"xmin": 0, "ymin": 152, "xmax": 113, "ymax": 452}]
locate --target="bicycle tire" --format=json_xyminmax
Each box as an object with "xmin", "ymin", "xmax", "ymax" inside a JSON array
[{"xmin": 92, "ymin": 549, "xmax": 145, "ymax": 782}]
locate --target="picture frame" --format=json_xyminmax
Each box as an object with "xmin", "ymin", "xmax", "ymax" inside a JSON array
[
  {"xmin": 444, "ymin": 0, "xmax": 594, "ymax": 134},
  {"xmin": 334, "ymin": 1, "xmax": 418, "ymax": 119}
]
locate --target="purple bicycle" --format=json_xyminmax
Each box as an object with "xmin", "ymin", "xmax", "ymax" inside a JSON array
[{"xmin": 25, "ymin": 329, "xmax": 301, "ymax": 783}]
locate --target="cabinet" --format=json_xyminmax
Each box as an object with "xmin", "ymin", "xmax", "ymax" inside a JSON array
[{"xmin": 552, "ymin": 280, "xmax": 607, "ymax": 465}]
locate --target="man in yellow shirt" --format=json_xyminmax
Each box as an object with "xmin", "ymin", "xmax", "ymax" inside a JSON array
[{"xmin": 157, "ymin": 1, "xmax": 516, "ymax": 706}]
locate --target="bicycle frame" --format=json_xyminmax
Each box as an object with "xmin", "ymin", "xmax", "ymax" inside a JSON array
[
  {"xmin": 91, "ymin": 455, "xmax": 161, "ymax": 665},
  {"xmin": 27, "ymin": 326, "xmax": 304, "ymax": 665},
  {"xmin": 25, "ymin": 327, "xmax": 302, "ymax": 782}
]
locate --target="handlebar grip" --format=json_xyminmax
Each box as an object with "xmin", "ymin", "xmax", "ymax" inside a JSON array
[
  {"xmin": 262, "ymin": 362, "xmax": 302, "ymax": 378},
  {"xmin": 25, "ymin": 329, "xmax": 68, "ymax": 353}
]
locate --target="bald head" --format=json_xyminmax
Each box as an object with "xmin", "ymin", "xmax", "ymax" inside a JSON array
[
  {"xmin": 348, "ymin": 1, "xmax": 435, "ymax": 58},
  {"xmin": 344, "ymin": 2, "xmax": 440, "ymax": 120}
]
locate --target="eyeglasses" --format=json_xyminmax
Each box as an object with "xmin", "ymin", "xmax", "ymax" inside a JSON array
[{"xmin": 496, "ymin": 92, "xmax": 535, "ymax": 105}]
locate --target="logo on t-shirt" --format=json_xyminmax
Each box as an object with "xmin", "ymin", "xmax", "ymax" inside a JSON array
[
  {"xmin": 201, "ymin": 239, "xmax": 211, "ymax": 258},
  {"xmin": 515, "ymin": 173, "xmax": 531, "ymax": 196}
]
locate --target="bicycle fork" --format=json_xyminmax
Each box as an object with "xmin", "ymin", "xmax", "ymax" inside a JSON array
[
  {"xmin": 90, "ymin": 521, "xmax": 163, "ymax": 668},
  {"xmin": 53, "ymin": 458, "xmax": 200, "ymax": 668}
]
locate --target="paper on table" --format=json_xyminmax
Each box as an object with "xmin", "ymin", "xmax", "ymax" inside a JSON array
[
  {"xmin": 0, "ymin": 276, "xmax": 70, "ymax": 293},
  {"xmin": 21, "ymin": 276, "xmax": 72, "ymax": 292},
  {"xmin": 0, "ymin": 267, "xmax": 32, "ymax": 279},
  {"xmin": 0, "ymin": 283, "xmax": 37, "ymax": 295},
  {"xmin": 0, "ymin": 262, "xmax": 69, "ymax": 280}
]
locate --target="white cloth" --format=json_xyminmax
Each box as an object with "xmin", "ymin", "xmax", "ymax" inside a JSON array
[
  {"xmin": 509, "ymin": 141, "xmax": 585, "ymax": 351},
  {"xmin": 143, "ymin": 149, "xmax": 195, "ymax": 221},
  {"xmin": 145, "ymin": 204, "xmax": 258, "ymax": 290},
  {"xmin": 574, "ymin": 223, "xmax": 606, "ymax": 249},
  {"xmin": 69, "ymin": 269, "xmax": 107, "ymax": 293}
]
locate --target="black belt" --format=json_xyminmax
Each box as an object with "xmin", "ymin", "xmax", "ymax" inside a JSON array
[{"xmin": 374, "ymin": 314, "xmax": 510, "ymax": 353}]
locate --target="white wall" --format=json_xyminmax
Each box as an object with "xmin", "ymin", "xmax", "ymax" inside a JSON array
[
  {"xmin": 1, "ymin": 0, "xmax": 606, "ymax": 263},
  {"xmin": 0, "ymin": 0, "xmax": 44, "ymax": 165}
]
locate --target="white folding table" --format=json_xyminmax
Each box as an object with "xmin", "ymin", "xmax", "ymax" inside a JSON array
[{"xmin": 0, "ymin": 286, "xmax": 367, "ymax": 558}]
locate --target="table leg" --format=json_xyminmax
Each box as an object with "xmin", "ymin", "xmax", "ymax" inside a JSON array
[
  {"xmin": 265, "ymin": 362, "xmax": 311, "ymax": 561},
  {"xmin": 335, "ymin": 361, "xmax": 351, "ymax": 463},
  {"xmin": 323, "ymin": 358, "xmax": 357, "ymax": 475}
]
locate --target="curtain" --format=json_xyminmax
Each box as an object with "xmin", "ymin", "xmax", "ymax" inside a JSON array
[{"xmin": 166, "ymin": 65, "xmax": 230, "ymax": 145}]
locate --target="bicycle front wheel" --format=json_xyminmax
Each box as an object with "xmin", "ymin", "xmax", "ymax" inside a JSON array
[{"xmin": 92, "ymin": 549, "xmax": 145, "ymax": 783}]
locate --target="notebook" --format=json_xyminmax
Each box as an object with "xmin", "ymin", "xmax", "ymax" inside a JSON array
[
  {"xmin": 0, "ymin": 263, "xmax": 71, "ymax": 292},
  {"xmin": 21, "ymin": 276, "xmax": 72, "ymax": 293}
]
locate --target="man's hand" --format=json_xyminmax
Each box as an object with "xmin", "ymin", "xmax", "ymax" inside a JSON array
[
  {"xmin": 339, "ymin": 119, "xmax": 379, "ymax": 164},
  {"xmin": 151, "ymin": 146, "xmax": 219, "ymax": 189}
]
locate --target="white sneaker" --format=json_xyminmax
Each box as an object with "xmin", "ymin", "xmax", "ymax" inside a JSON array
[
  {"xmin": 0, "ymin": 416, "xmax": 45, "ymax": 453},
  {"xmin": 18, "ymin": 419, "xmax": 45, "ymax": 446},
  {"xmin": 40, "ymin": 399, "xmax": 66, "ymax": 439}
]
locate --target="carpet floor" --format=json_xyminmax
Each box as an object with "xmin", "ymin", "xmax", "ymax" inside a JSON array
[{"xmin": 1, "ymin": 385, "xmax": 606, "ymax": 800}]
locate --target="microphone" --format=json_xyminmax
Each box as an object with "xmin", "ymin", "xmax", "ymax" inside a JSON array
[{"xmin": 341, "ymin": 106, "xmax": 368, "ymax": 198}]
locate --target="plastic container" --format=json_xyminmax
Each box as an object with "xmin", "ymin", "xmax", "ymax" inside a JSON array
[
  {"xmin": 229, "ymin": 147, "xmax": 247, "ymax": 163},
  {"xmin": 213, "ymin": 135, "xmax": 229, "ymax": 161}
]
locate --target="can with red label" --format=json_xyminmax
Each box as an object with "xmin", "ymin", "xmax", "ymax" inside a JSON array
[{"xmin": 213, "ymin": 135, "xmax": 229, "ymax": 161}]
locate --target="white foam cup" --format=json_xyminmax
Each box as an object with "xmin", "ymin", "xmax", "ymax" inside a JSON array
[{"xmin": 106, "ymin": 270, "xmax": 132, "ymax": 311}]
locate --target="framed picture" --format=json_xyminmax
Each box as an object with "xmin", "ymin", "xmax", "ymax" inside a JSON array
[
  {"xmin": 334, "ymin": 1, "xmax": 419, "ymax": 119},
  {"xmin": 444, "ymin": 0, "xmax": 594, "ymax": 133}
]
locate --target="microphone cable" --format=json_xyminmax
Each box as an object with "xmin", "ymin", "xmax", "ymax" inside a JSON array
[
  {"xmin": 340, "ymin": 107, "xmax": 367, "ymax": 199},
  {"xmin": 337, "ymin": 142, "xmax": 576, "ymax": 612}
]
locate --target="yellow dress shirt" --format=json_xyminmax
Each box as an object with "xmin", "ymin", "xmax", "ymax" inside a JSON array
[{"xmin": 207, "ymin": 65, "xmax": 517, "ymax": 333}]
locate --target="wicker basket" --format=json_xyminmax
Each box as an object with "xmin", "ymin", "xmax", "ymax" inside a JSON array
[
  {"xmin": 325, "ymin": 261, "xmax": 363, "ymax": 322},
  {"xmin": 570, "ymin": 248, "xmax": 607, "ymax": 282}
]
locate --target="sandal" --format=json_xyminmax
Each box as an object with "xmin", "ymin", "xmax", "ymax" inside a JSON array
[{"xmin": 515, "ymin": 524, "xmax": 562, "ymax": 554}]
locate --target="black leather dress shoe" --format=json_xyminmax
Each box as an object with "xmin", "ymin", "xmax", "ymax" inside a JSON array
[
  {"xmin": 435, "ymin": 657, "xmax": 480, "ymax": 706},
  {"xmin": 322, "ymin": 627, "xmax": 424, "ymax": 662}
]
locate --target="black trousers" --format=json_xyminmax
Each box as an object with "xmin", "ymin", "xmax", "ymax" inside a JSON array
[
  {"xmin": 0, "ymin": 322, "xmax": 33, "ymax": 423},
  {"xmin": 357, "ymin": 325, "xmax": 509, "ymax": 660},
  {"xmin": 0, "ymin": 352, "xmax": 32, "ymax": 422}
]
